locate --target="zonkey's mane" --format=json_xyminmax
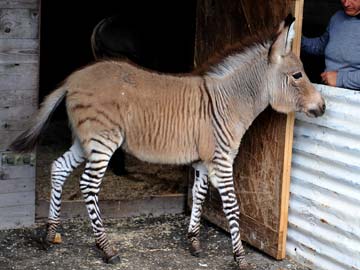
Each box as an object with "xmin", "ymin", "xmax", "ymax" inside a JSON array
[
  {"xmin": 193, "ymin": 26, "xmax": 278, "ymax": 76},
  {"xmin": 88, "ymin": 26, "xmax": 278, "ymax": 78}
]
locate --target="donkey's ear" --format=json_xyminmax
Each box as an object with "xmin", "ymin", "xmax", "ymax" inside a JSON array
[
  {"xmin": 269, "ymin": 14, "xmax": 296, "ymax": 63},
  {"xmin": 285, "ymin": 20, "xmax": 296, "ymax": 53}
]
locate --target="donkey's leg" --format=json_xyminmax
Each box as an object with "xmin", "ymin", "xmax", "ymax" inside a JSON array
[
  {"xmin": 188, "ymin": 163, "xmax": 209, "ymax": 256},
  {"xmin": 46, "ymin": 140, "xmax": 85, "ymax": 243},
  {"xmin": 80, "ymin": 135, "xmax": 122, "ymax": 264},
  {"xmin": 211, "ymin": 164, "xmax": 247, "ymax": 269}
]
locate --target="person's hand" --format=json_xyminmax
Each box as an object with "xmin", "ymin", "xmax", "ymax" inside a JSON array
[{"xmin": 320, "ymin": 71, "xmax": 337, "ymax": 86}]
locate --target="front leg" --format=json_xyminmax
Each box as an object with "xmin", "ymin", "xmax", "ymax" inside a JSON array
[
  {"xmin": 188, "ymin": 163, "xmax": 209, "ymax": 256},
  {"xmin": 212, "ymin": 162, "xmax": 247, "ymax": 269}
]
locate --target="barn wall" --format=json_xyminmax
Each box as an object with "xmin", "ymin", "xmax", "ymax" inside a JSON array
[
  {"xmin": 0, "ymin": 0, "xmax": 39, "ymax": 229},
  {"xmin": 287, "ymin": 84, "xmax": 360, "ymax": 270}
]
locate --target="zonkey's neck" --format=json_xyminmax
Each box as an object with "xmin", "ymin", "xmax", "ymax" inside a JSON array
[{"xmin": 204, "ymin": 50, "xmax": 270, "ymax": 131}]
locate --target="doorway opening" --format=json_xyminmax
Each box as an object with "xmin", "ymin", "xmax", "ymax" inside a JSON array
[{"xmin": 37, "ymin": 0, "xmax": 196, "ymax": 215}]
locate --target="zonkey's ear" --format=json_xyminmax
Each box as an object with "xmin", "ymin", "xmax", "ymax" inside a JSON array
[{"xmin": 269, "ymin": 14, "xmax": 296, "ymax": 63}]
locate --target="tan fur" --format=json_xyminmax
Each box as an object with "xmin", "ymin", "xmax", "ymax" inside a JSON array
[{"xmin": 65, "ymin": 61, "xmax": 213, "ymax": 164}]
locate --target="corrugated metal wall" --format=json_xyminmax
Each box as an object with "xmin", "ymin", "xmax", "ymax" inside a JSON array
[{"xmin": 286, "ymin": 84, "xmax": 360, "ymax": 270}]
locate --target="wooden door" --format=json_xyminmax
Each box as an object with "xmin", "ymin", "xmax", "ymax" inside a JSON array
[
  {"xmin": 0, "ymin": 0, "xmax": 40, "ymax": 229},
  {"xmin": 189, "ymin": 0, "xmax": 304, "ymax": 259}
]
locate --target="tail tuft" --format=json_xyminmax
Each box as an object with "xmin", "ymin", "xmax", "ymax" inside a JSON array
[
  {"xmin": 9, "ymin": 128, "xmax": 41, "ymax": 153},
  {"xmin": 9, "ymin": 86, "xmax": 67, "ymax": 153}
]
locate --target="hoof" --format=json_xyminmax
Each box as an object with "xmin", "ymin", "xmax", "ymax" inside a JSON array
[
  {"xmin": 238, "ymin": 261, "xmax": 254, "ymax": 270},
  {"xmin": 234, "ymin": 254, "xmax": 252, "ymax": 270},
  {"xmin": 105, "ymin": 253, "xmax": 121, "ymax": 264},
  {"xmin": 53, "ymin": 232, "xmax": 62, "ymax": 244},
  {"xmin": 190, "ymin": 246, "xmax": 204, "ymax": 257},
  {"xmin": 189, "ymin": 238, "xmax": 204, "ymax": 258},
  {"xmin": 32, "ymin": 228, "xmax": 59, "ymax": 250},
  {"xmin": 96, "ymin": 244, "xmax": 121, "ymax": 264}
]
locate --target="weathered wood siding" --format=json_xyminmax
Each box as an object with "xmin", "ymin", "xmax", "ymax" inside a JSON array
[
  {"xmin": 0, "ymin": 0, "xmax": 39, "ymax": 229},
  {"xmin": 189, "ymin": 0, "xmax": 299, "ymax": 259}
]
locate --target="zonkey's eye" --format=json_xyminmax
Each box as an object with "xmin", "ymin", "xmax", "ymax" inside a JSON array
[{"xmin": 292, "ymin": 72, "xmax": 303, "ymax": 79}]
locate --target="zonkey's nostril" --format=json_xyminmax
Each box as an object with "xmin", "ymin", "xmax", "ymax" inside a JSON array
[{"xmin": 309, "ymin": 109, "xmax": 317, "ymax": 116}]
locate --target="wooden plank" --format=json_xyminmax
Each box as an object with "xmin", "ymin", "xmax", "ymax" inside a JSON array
[
  {"xmin": 0, "ymin": 164, "xmax": 35, "ymax": 180},
  {"xmin": 0, "ymin": 1, "xmax": 39, "ymax": 231},
  {"xmin": 291, "ymin": 0, "xmax": 304, "ymax": 56},
  {"xmin": 0, "ymin": 204, "xmax": 35, "ymax": 229},
  {"xmin": 0, "ymin": 118, "xmax": 33, "ymax": 131},
  {"xmin": 0, "ymin": 89, "xmax": 37, "ymax": 107},
  {"xmin": 0, "ymin": 63, "xmax": 39, "ymax": 91},
  {"xmin": 277, "ymin": 0, "xmax": 304, "ymax": 259},
  {"xmin": 0, "ymin": 39, "xmax": 39, "ymax": 63},
  {"xmin": 0, "ymin": 106, "xmax": 34, "ymax": 123},
  {"xmin": 36, "ymin": 194, "xmax": 186, "ymax": 221},
  {"xmin": 0, "ymin": 190, "xmax": 34, "ymax": 207},
  {"xmin": 0, "ymin": 9, "xmax": 39, "ymax": 39},
  {"xmin": 0, "ymin": 178, "xmax": 35, "ymax": 194},
  {"xmin": 0, "ymin": 131, "xmax": 32, "ymax": 150},
  {"xmin": 0, "ymin": 0, "xmax": 39, "ymax": 9},
  {"xmin": 0, "ymin": 96, "xmax": 36, "ymax": 150},
  {"xmin": 0, "ymin": 131, "xmax": 27, "ymax": 150}
]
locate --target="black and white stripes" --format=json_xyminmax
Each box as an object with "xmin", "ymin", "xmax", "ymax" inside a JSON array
[
  {"xmin": 188, "ymin": 138, "xmax": 246, "ymax": 267},
  {"xmin": 188, "ymin": 163, "xmax": 209, "ymax": 256},
  {"xmin": 47, "ymin": 141, "xmax": 84, "ymax": 241},
  {"xmin": 79, "ymin": 134, "xmax": 122, "ymax": 262},
  {"xmin": 46, "ymin": 135, "xmax": 122, "ymax": 262}
]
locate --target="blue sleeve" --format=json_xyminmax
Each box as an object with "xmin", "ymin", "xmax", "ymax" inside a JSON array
[
  {"xmin": 301, "ymin": 30, "xmax": 329, "ymax": 56},
  {"xmin": 337, "ymin": 70, "xmax": 360, "ymax": 90}
]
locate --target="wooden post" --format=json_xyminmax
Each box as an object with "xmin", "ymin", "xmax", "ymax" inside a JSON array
[
  {"xmin": 0, "ymin": 0, "xmax": 40, "ymax": 229},
  {"xmin": 278, "ymin": 0, "xmax": 304, "ymax": 259}
]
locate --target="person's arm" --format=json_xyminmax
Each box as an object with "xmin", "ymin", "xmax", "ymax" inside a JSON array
[
  {"xmin": 337, "ymin": 70, "xmax": 360, "ymax": 90},
  {"xmin": 301, "ymin": 30, "xmax": 329, "ymax": 56}
]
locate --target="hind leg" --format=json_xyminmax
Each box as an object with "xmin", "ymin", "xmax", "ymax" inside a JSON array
[
  {"xmin": 188, "ymin": 163, "xmax": 209, "ymax": 256},
  {"xmin": 80, "ymin": 134, "xmax": 123, "ymax": 263},
  {"xmin": 46, "ymin": 140, "xmax": 85, "ymax": 243}
]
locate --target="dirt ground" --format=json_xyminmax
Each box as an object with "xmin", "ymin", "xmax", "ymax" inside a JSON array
[{"xmin": 0, "ymin": 214, "xmax": 309, "ymax": 270}]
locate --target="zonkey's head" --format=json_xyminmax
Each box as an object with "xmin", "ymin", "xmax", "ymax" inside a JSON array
[{"xmin": 268, "ymin": 14, "xmax": 325, "ymax": 118}]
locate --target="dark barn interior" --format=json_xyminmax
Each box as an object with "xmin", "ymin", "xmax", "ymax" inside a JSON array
[
  {"xmin": 300, "ymin": 0, "xmax": 342, "ymax": 83},
  {"xmin": 37, "ymin": 0, "xmax": 197, "ymax": 202}
]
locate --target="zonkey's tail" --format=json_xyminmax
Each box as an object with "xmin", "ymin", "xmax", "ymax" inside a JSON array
[{"xmin": 9, "ymin": 86, "xmax": 67, "ymax": 153}]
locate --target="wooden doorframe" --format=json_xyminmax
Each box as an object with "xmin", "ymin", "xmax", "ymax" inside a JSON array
[{"xmin": 278, "ymin": 0, "xmax": 304, "ymax": 259}]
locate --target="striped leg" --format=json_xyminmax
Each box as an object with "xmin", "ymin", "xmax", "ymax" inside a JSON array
[
  {"xmin": 213, "ymin": 164, "xmax": 247, "ymax": 269},
  {"xmin": 46, "ymin": 140, "xmax": 84, "ymax": 243},
  {"xmin": 80, "ymin": 135, "xmax": 122, "ymax": 263},
  {"xmin": 188, "ymin": 163, "xmax": 209, "ymax": 256}
]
